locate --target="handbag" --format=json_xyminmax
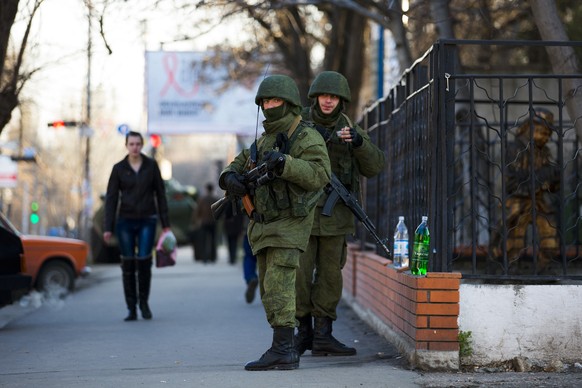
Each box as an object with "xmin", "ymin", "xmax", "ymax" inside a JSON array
[
  {"xmin": 155, "ymin": 230, "xmax": 177, "ymax": 268},
  {"xmin": 156, "ymin": 248, "xmax": 176, "ymax": 267}
]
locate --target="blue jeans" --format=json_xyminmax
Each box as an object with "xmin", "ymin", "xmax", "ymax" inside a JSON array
[
  {"xmin": 242, "ymin": 234, "xmax": 257, "ymax": 284},
  {"xmin": 116, "ymin": 217, "xmax": 157, "ymax": 259}
]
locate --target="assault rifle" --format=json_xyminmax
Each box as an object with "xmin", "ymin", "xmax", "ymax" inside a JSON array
[
  {"xmin": 211, "ymin": 157, "xmax": 284, "ymax": 220},
  {"xmin": 322, "ymin": 173, "xmax": 391, "ymax": 258}
]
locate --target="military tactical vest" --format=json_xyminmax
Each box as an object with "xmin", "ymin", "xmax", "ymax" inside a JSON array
[
  {"xmin": 314, "ymin": 113, "xmax": 359, "ymax": 192},
  {"xmin": 250, "ymin": 122, "xmax": 322, "ymax": 223}
]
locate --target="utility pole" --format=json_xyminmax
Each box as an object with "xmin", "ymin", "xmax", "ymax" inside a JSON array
[
  {"xmin": 82, "ymin": 1, "xmax": 93, "ymax": 242},
  {"xmin": 377, "ymin": 25, "xmax": 384, "ymax": 99}
]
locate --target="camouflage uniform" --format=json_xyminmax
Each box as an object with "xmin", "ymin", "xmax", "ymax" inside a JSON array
[
  {"xmin": 219, "ymin": 75, "xmax": 331, "ymax": 371},
  {"xmin": 295, "ymin": 71, "xmax": 385, "ymax": 356},
  {"xmin": 491, "ymin": 108, "xmax": 559, "ymax": 273}
]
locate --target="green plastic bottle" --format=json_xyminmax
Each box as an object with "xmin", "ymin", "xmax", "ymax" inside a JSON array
[{"xmin": 411, "ymin": 216, "xmax": 430, "ymax": 275}]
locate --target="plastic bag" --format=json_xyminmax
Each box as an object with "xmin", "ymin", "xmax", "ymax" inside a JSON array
[{"xmin": 155, "ymin": 230, "xmax": 177, "ymax": 268}]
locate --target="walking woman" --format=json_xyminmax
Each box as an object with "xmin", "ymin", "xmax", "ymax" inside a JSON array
[{"xmin": 103, "ymin": 131, "xmax": 171, "ymax": 321}]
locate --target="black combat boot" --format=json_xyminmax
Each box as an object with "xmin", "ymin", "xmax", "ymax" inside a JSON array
[
  {"xmin": 121, "ymin": 258, "xmax": 137, "ymax": 321},
  {"xmin": 137, "ymin": 257, "xmax": 153, "ymax": 320},
  {"xmin": 245, "ymin": 327, "xmax": 299, "ymax": 371},
  {"xmin": 294, "ymin": 314, "xmax": 313, "ymax": 356},
  {"xmin": 312, "ymin": 317, "xmax": 357, "ymax": 356}
]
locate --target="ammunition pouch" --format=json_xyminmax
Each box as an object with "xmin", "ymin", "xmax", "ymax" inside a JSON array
[{"xmin": 253, "ymin": 181, "xmax": 322, "ymax": 223}]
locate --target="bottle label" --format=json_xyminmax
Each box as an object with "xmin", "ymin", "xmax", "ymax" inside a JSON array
[
  {"xmin": 411, "ymin": 241, "xmax": 429, "ymax": 275},
  {"xmin": 393, "ymin": 239, "xmax": 408, "ymax": 267},
  {"xmin": 394, "ymin": 240, "xmax": 408, "ymax": 255},
  {"xmin": 413, "ymin": 243, "xmax": 429, "ymax": 259}
]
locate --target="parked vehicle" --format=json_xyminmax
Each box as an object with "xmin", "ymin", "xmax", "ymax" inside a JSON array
[
  {"xmin": 90, "ymin": 178, "xmax": 197, "ymax": 263},
  {"xmin": 0, "ymin": 213, "xmax": 32, "ymax": 307},
  {"xmin": 0, "ymin": 211, "xmax": 90, "ymax": 306}
]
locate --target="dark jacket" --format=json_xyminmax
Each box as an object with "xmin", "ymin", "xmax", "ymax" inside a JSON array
[
  {"xmin": 104, "ymin": 154, "xmax": 170, "ymax": 233},
  {"xmin": 196, "ymin": 193, "xmax": 219, "ymax": 228}
]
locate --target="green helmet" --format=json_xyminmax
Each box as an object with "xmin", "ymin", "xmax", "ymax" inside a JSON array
[
  {"xmin": 255, "ymin": 75, "xmax": 301, "ymax": 107},
  {"xmin": 308, "ymin": 71, "xmax": 351, "ymax": 102}
]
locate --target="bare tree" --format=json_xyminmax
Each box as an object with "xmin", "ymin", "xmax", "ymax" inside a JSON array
[
  {"xmin": 386, "ymin": 0, "xmax": 413, "ymax": 72},
  {"xmin": 0, "ymin": 0, "xmax": 44, "ymax": 136},
  {"xmin": 529, "ymin": 0, "xmax": 582, "ymax": 134},
  {"xmin": 172, "ymin": 0, "xmax": 415, "ymax": 117}
]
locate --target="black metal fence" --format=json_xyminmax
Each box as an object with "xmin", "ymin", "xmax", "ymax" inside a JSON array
[{"xmin": 358, "ymin": 40, "xmax": 582, "ymax": 281}]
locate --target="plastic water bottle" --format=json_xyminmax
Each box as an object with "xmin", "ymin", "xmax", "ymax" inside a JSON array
[
  {"xmin": 411, "ymin": 216, "xmax": 430, "ymax": 275},
  {"xmin": 393, "ymin": 216, "xmax": 409, "ymax": 268}
]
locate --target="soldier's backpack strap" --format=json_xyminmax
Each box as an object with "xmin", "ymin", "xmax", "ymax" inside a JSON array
[
  {"xmin": 286, "ymin": 116, "xmax": 306, "ymax": 150},
  {"xmin": 272, "ymin": 115, "xmax": 303, "ymax": 153},
  {"xmin": 341, "ymin": 112, "xmax": 354, "ymax": 128}
]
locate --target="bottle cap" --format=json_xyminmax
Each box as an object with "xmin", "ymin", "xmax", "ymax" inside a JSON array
[
  {"xmin": 422, "ymin": 215, "xmax": 428, "ymax": 221},
  {"xmin": 398, "ymin": 216, "xmax": 404, "ymax": 221}
]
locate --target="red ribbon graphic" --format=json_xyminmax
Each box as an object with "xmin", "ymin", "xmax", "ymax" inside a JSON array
[{"xmin": 160, "ymin": 52, "xmax": 200, "ymax": 97}]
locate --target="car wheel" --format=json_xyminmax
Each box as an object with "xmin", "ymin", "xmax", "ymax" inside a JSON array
[{"xmin": 37, "ymin": 261, "xmax": 75, "ymax": 295}]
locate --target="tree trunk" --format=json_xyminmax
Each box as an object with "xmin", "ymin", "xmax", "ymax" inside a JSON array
[
  {"xmin": 0, "ymin": 0, "xmax": 20, "ymax": 135},
  {"xmin": 529, "ymin": 0, "xmax": 582, "ymax": 134},
  {"xmin": 386, "ymin": 0, "xmax": 413, "ymax": 74},
  {"xmin": 322, "ymin": 7, "xmax": 367, "ymax": 119},
  {"xmin": 0, "ymin": 0, "xmax": 19, "ymax": 78}
]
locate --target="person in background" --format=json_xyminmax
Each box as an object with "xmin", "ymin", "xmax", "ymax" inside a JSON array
[
  {"xmin": 224, "ymin": 200, "xmax": 245, "ymax": 265},
  {"xmin": 196, "ymin": 183, "xmax": 219, "ymax": 264},
  {"xmin": 242, "ymin": 233, "xmax": 259, "ymax": 303},
  {"xmin": 219, "ymin": 74, "xmax": 331, "ymax": 371},
  {"xmin": 188, "ymin": 193, "xmax": 202, "ymax": 262},
  {"xmin": 103, "ymin": 131, "xmax": 171, "ymax": 322},
  {"xmin": 295, "ymin": 71, "xmax": 385, "ymax": 357}
]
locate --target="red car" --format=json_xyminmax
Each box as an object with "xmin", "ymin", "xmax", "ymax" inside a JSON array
[{"xmin": 0, "ymin": 211, "xmax": 90, "ymax": 306}]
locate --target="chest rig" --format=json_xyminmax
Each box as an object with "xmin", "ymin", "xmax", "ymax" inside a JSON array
[
  {"xmin": 312, "ymin": 113, "xmax": 358, "ymax": 191},
  {"xmin": 247, "ymin": 121, "xmax": 321, "ymax": 223}
]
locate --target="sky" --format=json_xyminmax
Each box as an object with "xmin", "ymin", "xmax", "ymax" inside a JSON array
[
  {"xmin": 2, "ymin": 1, "xmax": 401, "ymax": 229},
  {"xmin": 7, "ymin": 1, "xmax": 398, "ymax": 187},
  {"xmin": 14, "ymin": 1, "xmax": 396, "ymax": 142},
  {"xmin": 19, "ymin": 0, "xmax": 248, "ymax": 140},
  {"xmin": 2, "ymin": 1, "xmax": 258, "ymax": 213}
]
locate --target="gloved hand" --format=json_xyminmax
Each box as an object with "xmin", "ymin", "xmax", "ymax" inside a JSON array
[
  {"xmin": 349, "ymin": 127, "xmax": 363, "ymax": 147},
  {"xmin": 263, "ymin": 151, "xmax": 286, "ymax": 175},
  {"xmin": 223, "ymin": 173, "xmax": 247, "ymax": 196}
]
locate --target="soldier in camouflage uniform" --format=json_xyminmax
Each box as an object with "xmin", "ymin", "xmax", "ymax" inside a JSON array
[
  {"xmin": 491, "ymin": 107, "xmax": 559, "ymax": 274},
  {"xmin": 219, "ymin": 74, "xmax": 331, "ymax": 371},
  {"xmin": 295, "ymin": 71, "xmax": 385, "ymax": 356}
]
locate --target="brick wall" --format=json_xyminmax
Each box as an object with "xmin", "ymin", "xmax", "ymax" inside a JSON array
[{"xmin": 343, "ymin": 243, "xmax": 461, "ymax": 370}]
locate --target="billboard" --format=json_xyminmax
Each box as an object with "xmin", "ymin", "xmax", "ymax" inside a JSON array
[
  {"xmin": 146, "ymin": 51, "xmax": 261, "ymax": 135},
  {"xmin": 0, "ymin": 155, "xmax": 17, "ymax": 188}
]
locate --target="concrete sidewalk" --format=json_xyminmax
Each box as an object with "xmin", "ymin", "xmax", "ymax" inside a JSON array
[{"xmin": 1, "ymin": 245, "xmax": 580, "ymax": 387}]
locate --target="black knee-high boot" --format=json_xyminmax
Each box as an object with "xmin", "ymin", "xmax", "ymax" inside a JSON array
[
  {"xmin": 137, "ymin": 257, "xmax": 153, "ymax": 320},
  {"xmin": 121, "ymin": 258, "xmax": 137, "ymax": 321}
]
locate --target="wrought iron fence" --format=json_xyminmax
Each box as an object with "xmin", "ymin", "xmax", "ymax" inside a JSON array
[{"xmin": 358, "ymin": 40, "xmax": 582, "ymax": 281}]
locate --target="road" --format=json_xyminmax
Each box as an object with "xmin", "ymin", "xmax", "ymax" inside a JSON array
[
  {"xmin": 2, "ymin": 246, "xmax": 580, "ymax": 388},
  {"xmin": 0, "ymin": 246, "xmax": 417, "ymax": 388}
]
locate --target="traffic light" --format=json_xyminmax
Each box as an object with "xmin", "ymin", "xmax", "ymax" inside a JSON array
[
  {"xmin": 30, "ymin": 201, "xmax": 39, "ymax": 225},
  {"xmin": 150, "ymin": 134, "xmax": 162, "ymax": 148},
  {"xmin": 47, "ymin": 121, "xmax": 79, "ymax": 128}
]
